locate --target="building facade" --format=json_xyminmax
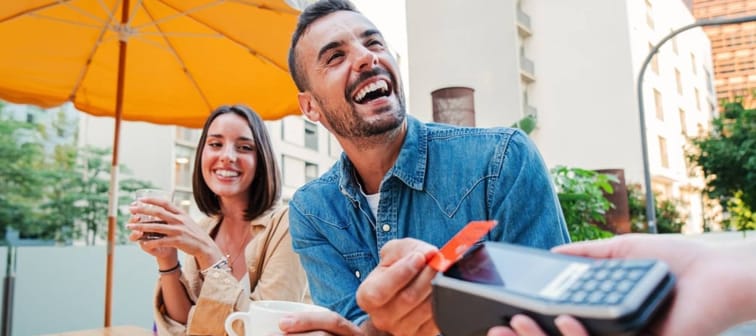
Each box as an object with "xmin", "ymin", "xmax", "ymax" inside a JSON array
[
  {"xmin": 406, "ymin": 0, "xmax": 717, "ymax": 233},
  {"xmin": 692, "ymin": 0, "xmax": 756, "ymax": 103}
]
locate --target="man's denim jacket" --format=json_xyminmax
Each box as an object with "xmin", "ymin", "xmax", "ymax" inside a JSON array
[{"xmin": 289, "ymin": 115, "xmax": 570, "ymax": 325}]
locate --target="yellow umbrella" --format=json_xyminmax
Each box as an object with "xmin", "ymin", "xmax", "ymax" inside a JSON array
[{"xmin": 0, "ymin": 0, "xmax": 301, "ymax": 326}]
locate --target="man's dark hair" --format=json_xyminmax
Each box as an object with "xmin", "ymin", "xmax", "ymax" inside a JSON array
[
  {"xmin": 192, "ymin": 104, "xmax": 281, "ymax": 221},
  {"xmin": 288, "ymin": 0, "xmax": 359, "ymax": 92}
]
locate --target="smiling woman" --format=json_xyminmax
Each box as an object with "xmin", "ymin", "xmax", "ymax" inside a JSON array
[{"xmin": 126, "ymin": 105, "xmax": 309, "ymax": 335}]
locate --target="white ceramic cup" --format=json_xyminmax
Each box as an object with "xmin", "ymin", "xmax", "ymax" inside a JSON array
[{"xmin": 224, "ymin": 300, "xmax": 329, "ymax": 336}]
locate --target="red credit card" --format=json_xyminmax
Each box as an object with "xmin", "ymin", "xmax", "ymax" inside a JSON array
[{"xmin": 427, "ymin": 220, "xmax": 497, "ymax": 272}]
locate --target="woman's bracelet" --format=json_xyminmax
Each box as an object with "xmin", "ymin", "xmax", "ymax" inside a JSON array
[
  {"xmin": 158, "ymin": 262, "xmax": 181, "ymax": 275},
  {"xmin": 200, "ymin": 257, "xmax": 231, "ymax": 277}
]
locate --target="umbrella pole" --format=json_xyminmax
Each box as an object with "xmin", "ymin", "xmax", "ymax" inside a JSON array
[{"xmin": 105, "ymin": 0, "xmax": 130, "ymax": 327}]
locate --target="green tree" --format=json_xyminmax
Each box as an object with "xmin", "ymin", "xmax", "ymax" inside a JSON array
[
  {"xmin": 37, "ymin": 144, "xmax": 154, "ymax": 245},
  {"xmin": 72, "ymin": 146, "xmax": 153, "ymax": 245},
  {"xmin": 551, "ymin": 166, "xmax": 616, "ymax": 241},
  {"xmin": 724, "ymin": 191, "xmax": 756, "ymax": 237},
  {"xmin": 1, "ymin": 101, "xmax": 156, "ymax": 245},
  {"xmin": 627, "ymin": 183, "xmax": 686, "ymax": 233},
  {"xmin": 0, "ymin": 104, "xmax": 47, "ymax": 241},
  {"xmin": 688, "ymin": 101, "xmax": 756, "ymax": 212}
]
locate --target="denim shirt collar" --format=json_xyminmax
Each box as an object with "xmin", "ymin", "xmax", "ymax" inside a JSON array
[{"xmin": 337, "ymin": 115, "xmax": 427, "ymax": 202}]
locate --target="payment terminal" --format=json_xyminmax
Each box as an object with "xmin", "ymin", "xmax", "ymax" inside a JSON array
[{"xmin": 431, "ymin": 241, "xmax": 675, "ymax": 336}]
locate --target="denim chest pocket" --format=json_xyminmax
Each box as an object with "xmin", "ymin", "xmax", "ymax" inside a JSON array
[{"xmin": 343, "ymin": 251, "xmax": 377, "ymax": 283}]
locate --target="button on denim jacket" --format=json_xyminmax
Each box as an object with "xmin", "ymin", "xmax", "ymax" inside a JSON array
[{"xmin": 289, "ymin": 115, "xmax": 570, "ymax": 325}]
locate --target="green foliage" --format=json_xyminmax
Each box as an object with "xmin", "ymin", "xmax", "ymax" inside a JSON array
[
  {"xmin": 0, "ymin": 103, "xmax": 155, "ymax": 245},
  {"xmin": 0, "ymin": 106, "xmax": 46, "ymax": 241},
  {"xmin": 724, "ymin": 191, "xmax": 756, "ymax": 237},
  {"xmin": 627, "ymin": 183, "xmax": 686, "ymax": 233},
  {"xmin": 511, "ymin": 114, "xmax": 537, "ymax": 134},
  {"xmin": 688, "ymin": 101, "xmax": 756, "ymax": 211},
  {"xmin": 551, "ymin": 166, "xmax": 616, "ymax": 241}
]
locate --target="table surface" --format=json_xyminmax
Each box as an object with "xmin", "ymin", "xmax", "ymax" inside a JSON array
[{"xmin": 40, "ymin": 325, "xmax": 153, "ymax": 336}]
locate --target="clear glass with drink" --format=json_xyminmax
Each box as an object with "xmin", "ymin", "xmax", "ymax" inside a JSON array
[{"xmin": 134, "ymin": 188, "xmax": 173, "ymax": 240}]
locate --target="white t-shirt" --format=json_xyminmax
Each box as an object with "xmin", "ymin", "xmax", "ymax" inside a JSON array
[{"xmin": 363, "ymin": 192, "xmax": 380, "ymax": 220}]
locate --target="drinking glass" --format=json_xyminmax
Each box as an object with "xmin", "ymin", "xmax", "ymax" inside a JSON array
[{"xmin": 134, "ymin": 188, "xmax": 173, "ymax": 240}]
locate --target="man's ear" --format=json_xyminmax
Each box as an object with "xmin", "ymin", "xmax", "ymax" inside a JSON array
[{"xmin": 298, "ymin": 91, "xmax": 320, "ymax": 122}]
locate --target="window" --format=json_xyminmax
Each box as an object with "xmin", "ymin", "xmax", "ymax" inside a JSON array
[
  {"xmin": 654, "ymin": 89, "xmax": 664, "ymax": 121},
  {"xmin": 658, "ymin": 136, "xmax": 669, "ymax": 168},
  {"xmin": 675, "ymin": 69, "xmax": 683, "ymax": 95},
  {"xmin": 175, "ymin": 190, "xmax": 193, "ymax": 214},
  {"xmin": 679, "ymin": 108, "xmax": 687, "ymax": 136},
  {"xmin": 671, "ymin": 34, "xmax": 678, "ymax": 54},
  {"xmin": 304, "ymin": 120, "xmax": 318, "ymax": 151},
  {"xmin": 174, "ymin": 145, "xmax": 195, "ymax": 189},
  {"xmin": 176, "ymin": 127, "xmax": 201, "ymax": 144},
  {"xmin": 645, "ymin": 0, "xmax": 655, "ymax": 30},
  {"xmin": 648, "ymin": 43, "xmax": 659, "ymax": 74},
  {"xmin": 281, "ymin": 155, "xmax": 319, "ymax": 186},
  {"xmin": 305, "ymin": 162, "xmax": 318, "ymax": 182},
  {"xmin": 694, "ymin": 88, "xmax": 701, "ymax": 111}
]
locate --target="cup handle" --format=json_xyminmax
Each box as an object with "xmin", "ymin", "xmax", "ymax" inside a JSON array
[{"xmin": 225, "ymin": 312, "xmax": 246, "ymax": 336}]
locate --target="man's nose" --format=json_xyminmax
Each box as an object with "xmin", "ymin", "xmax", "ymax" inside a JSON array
[{"xmin": 352, "ymin": 47, "xmax": 379, "ymax": 72}]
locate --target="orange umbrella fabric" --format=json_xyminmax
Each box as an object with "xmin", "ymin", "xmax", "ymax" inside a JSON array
[{"xmin": 0, "ymin": 0, "xmax": 301, "ymax": 128}]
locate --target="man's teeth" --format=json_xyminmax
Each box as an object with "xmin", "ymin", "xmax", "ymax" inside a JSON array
[
  {"xmin": 216, "ymin": 169, "xmax": 239, "ymax": 177},
  {"xmin": 355, "ymin": 80, "xmax": 388, "ymax": 102}
]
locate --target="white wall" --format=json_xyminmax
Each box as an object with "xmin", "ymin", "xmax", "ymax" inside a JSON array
[
  {"xmin": 527, "ymin": 1, "xmax": 642, "ymax": 178},
  {"xmin": 406, "ymin": 0, "xmax": 521, "ymax": 126}
]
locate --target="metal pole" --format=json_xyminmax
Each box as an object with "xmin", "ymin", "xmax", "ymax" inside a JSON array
[
  {"xmin": 636, "ymin": 14, "xmax": 756, "ymax": 234},
  {"xmin": 2, "ymin": 247, "xmax": 15, "ymax": 336}
]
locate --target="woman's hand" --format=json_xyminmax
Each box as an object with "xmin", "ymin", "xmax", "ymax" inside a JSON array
[
  {"xmin": 278, "ymin": 310, "xmax": 364, "ymax": 336},
  {"xmin": 127, "ymin": 197, "xmax": 225, "ymax": 269}
]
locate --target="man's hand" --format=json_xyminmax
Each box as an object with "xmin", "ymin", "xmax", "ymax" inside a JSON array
[{"xmin": 356, "ymin": 238, "xmax": 440, "ymax": 336}]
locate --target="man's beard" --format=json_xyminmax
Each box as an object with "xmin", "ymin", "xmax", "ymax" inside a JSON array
[{"xmin": 320, "ymin": 92, "xmax": 406, "ymax": 139}]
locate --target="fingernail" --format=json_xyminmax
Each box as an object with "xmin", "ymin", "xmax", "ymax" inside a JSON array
[
  {"xmin": 409, "ymin": 252, "xmax": 425, "ymax": 270},
  {"xmin": 278, "ymin": 316, "xmax": 294, "ymax": 330}
]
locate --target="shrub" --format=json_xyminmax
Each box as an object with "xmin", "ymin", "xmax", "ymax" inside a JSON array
[
  {"xmin": 627, "ymin": 183, "xmax": 686, "ymax": 233},
  {"xmin": 551, "ymin": 166, "xmax": 616, "ymax": 242}
]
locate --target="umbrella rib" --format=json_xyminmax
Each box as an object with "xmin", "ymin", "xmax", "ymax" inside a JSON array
[
  {"xmin": 228, "ymin": 0, "xmax": 300, "ymax": 15},
  {"xmin": 137, "ymin": 31, "xmax": 224, "ymax": 38},
  {"xmin": 96, "ymin": 0, "xmax": 113, "ymax": 17},
  {"xmin": 140, "ymin": 2, "xmax": 214, "ymax": 112},
  {"xmin": 59, "ymin": 0, "xmax": 110, "ymax": 25},
  {"xmin": 69, "ymin": 1, "xmax": 121, "ymax": 102},
  {"xmin": 133, "ymin": 0, "xmax": 222, "ymax": 31},
  {"xmin": 0, "ymin": 0, "xmax": 68, "ymax": 23},
  {"xmin": 154, "ymin": 0, "xmax": 290, "ymax": 72},
  {"xmin": 124, "ymin": 0, "xmax": 144, "ymax": 28},
  {"xmin": 26, "ymin": 13, "xmax": 103, "ymax": 29}
]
